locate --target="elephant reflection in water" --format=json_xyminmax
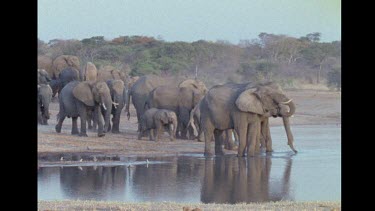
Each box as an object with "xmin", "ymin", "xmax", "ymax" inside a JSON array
[
  {"xmin": 201, "ymin": 157, "xmax": 293, "ymax": 203},
  {"xmin": 59, "ymin": 166, "xmax": 128, "ymax": 199}
]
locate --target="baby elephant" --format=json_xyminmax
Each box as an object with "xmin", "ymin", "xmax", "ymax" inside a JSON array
[{"xmin": 138, "ymin": 108, "xmax": 178, "ymax": 142}]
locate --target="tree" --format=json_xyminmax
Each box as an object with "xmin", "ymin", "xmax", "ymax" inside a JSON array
[{"xmin": 301, "ymin": 42, "xmax": 336, "ymax": 83}]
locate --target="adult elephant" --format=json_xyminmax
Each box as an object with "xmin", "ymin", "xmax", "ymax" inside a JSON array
[
  {"xmin": 38, "ymin": 55, "xmax": 53, "ymax": 78},
  {"xmin": 55, "ymin": 81, "xmax": 112, "ymax": 137},
  {"xmin": 97, "ymin": 79, "xmax": 127, "ymax": 133},
  {"xmin": 52, "ymin": 55, "xmax": 80, "ymax": 80},
  {"xmin": 37, "ymin": 84, "xmax": 53, "ymax": 125},
  {"xmin": 125, "ymin": 75, "xmax": 167, "ymax": 131},
  {"xmin": 97, "ymin": 66, "xmax": 126, "ymax": 82},
  {"xmin": 49, "ymin": 67, "xmax": 80, "ymax": 98},
  {"xmin": 198, "ymin": 82, "xmax": 296, "ymax": 157},
  {"xmin": 145, "ymin": 84, "xmax": 207, "ymax": 139},
  {"xmin": 188, "ymin": 100, "xmax": 239, "ymax": 149}
]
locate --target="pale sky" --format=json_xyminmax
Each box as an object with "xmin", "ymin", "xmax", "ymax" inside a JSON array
[{"xmin": 38, "ymin": 0, "xmax": 341, "ymax": 43}]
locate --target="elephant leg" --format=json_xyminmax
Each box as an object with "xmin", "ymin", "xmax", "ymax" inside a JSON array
[
  {"xmin": 71, "ymin": 117, "xmax": 79, "ymax": 135},
  {"xmin": 95, "ymin": 106, "xmax": 105, "ymax": 137},
  {"xmin": 255, "ymin": 124, "xmax": 261, "ymax": 153},
  {"xmin": 55, "ymin": 114, "xmax": 65, "ymax": 133},
  {"xmin": 198, "ymin": 129, "xmax": 204, "ymax": 142},
  {"xmin": 111, "ymin": 112, "xmax": 120, "ymax": 133},
  {"xmin": 225, "ymin": 130, "xmax": 235, "ymax": 150},
  {"xmin": 78, "ymin": 109, "xmax": 88, "ymax": 137},
  {"xmin": 235, "ymin": 124, "xmax": 247, "ymax": 157},
  {"xmin": 247, "ymin": 122, "xmax": 261, "ymax": 157},
  {"xmin": 168, "ymin": 124, "xmax": 175, "ymax": 141},
  {"xmin": 87, "ymin": 111, "xmax": 93, "ymax": 130},
  {"xmin": 264, "ymin": 119, "xmax": 273, "ymax": 152},
  {"xmin": 92, "ymin": 113, "xmax": 98, "ymax": 132},
  {"xmin": 150, "ymin": 129, "xmax": 156, "ymax": 141},
  {"xmin": 203, "ymin": 119, "xmax": 215, "ymax": 156},
  {"xmin": 214, "ymin": 129, "xmax": 224, "ymax": 155},
  {"xmin": 155, "ymin": 123, "xmax": 164, "ymax": 142},
  {"xmin": 107, "ymin": 117, "xmax": 112, "ymax": 132}
]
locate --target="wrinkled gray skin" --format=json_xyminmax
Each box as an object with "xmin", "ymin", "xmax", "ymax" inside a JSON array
[
  {"xmin": 49, "ymin": 67, "xmax": 80, "ymax": 98},
  {"xmin": 197, "ymin": 82, "xmax": 296, "ymax": 157},
  {"xmin": 38, "ymin": 84, "xmax": 53, "ymax": 125},
  {"xmin": 38, "ymin": 69, "xmax": 51, "ymax": 85},
  {"xmin": 125, "ymin": 75, "xmax": 167, "ymax": 132},
  {"xmin": 188, "ymin": 100, "xmax": 239, "ymax": 150},
  {"xmin": 138, "ymin": 108, "xmax": 178, "ymax": 142},
  {"xmin": 96, "ymin": 79, "xmax": 127, "ymax": 133},
  {"xmin": 145, "ymin": 85, "xmax": 206, "ymax": 139},
  {"xmin": 55, "ymin": 81, "xmax": 112, "ymax": 137}
]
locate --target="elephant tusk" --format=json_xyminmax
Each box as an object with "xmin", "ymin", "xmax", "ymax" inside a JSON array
[
  {"xmin": 112, "ymin": 102, "xmax": 119, "ymax": 109},
  {"xmin": 102, "ymin": 103, "xmax": 107, "ymax": 110},
  {"xmin": 280, "ymin": 99, "xmax": 293, "ymax": 104}
]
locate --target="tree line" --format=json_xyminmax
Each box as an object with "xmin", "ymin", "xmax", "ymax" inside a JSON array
[{"xmin": 38, "ymin": 32, "xmax": 341, "ymax": 89}]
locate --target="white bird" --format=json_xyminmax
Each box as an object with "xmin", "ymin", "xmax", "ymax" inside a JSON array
[
  {"xmin": 60, "ymin": 157, "xmax": 64, "ymax": 161},
  {"xmin": 79, "ymin": 159, "xmax": 83, "ymax": 162},
  {"xmin": 93, "ymin": 156, "xmax": 97, "ymax": 162},
  {"xmin": 146, "ymin": 159, "xmax": 149, "ymax": 164}
]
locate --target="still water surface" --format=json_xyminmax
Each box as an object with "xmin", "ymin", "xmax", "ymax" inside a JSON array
[{"xmin": 38, "ymin": 125, "xmax": 341, "ymax": 203}]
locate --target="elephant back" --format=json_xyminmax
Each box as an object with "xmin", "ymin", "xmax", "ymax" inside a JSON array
[
  {"xmin": 52, "ymin": 55, "xmax": 81, "ymax": 79},
  {"xmin": 83, "ymin": 62, "xmax": 98, "ymax": 82},
  {"xmin": 38, "ymin": 55, "xmax": 53, "ymax": 78}
]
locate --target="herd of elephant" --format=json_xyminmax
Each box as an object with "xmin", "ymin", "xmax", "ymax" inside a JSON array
[{"xmin": 38, "ymin": 54, "xmax": 297, "ymax": 157}]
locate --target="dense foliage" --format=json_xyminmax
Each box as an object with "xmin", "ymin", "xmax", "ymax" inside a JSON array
[{"xmin": 38, "ymin": 32, "xmax": 341, "ymax": 88}]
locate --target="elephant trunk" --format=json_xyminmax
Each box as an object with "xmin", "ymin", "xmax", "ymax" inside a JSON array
[
  {"xmin": 125, "ymin": 89, "xmax": 131, "ymax": 120},
  {"xmin": 41, "ymin": 97, "xmax": 50, "ymax": 119},
  {"xmin": 279, "ymin": 99, "xmax": 295, "ymax": 118},
  {"xmin": 282, "ymin": 116, "xmax": 297, "ymax": 153},
  {"xmin": 102, "ymin": 94, "xmax": 113, "ymax": 132}
]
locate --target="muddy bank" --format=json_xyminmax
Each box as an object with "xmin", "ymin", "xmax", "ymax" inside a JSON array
[{"xmin": 38, "ymin": 200, "xmax": 341, "ymax": 211}]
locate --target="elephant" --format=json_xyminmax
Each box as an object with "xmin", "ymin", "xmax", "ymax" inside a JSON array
[
  {"xmin": 38, "ymin": 55, "xmax": 53, "ymax": 78},
  {"xmin": 52, "ymin": 55, "xmax": 80, "ymax": 80},
  {"xmin": 138, "ymin": 108, "xmax": 178, "ymax": 142},
  {"xmin": 145, "ymin": 85, "xmax": 206, "ymax": 139},
  {"xmin": 125, "ymin": 75, "xmax": 167, "ymax": 132},
  {"xmin": 97, "ymin": 66, "xmax": 126, "ymax": 82},
  {"xmin": 37, "ymin": 84, "xmax": 53, "ymax": 125},
  {"xmin": 196, "ymin": 82, "xmax": 296, "ymax": 157},
  {"xmin": 38, "ymin": 69, "xmax": 51, "ymax": 85},
  {"xmin": 55, "ymin": 81, "xmax": 112, "ymax": 137},
  {"xmin": 49, "ymin": 67, "xmax": 80, "ymax": 98},
  {"xmin": 91, "ymin": 79, "xmax": 127, "ymax": 133},
  {"xmin": 126, "ymin": 75, "xmax": 207, "ymax": 134},
  {"xmin": 82, "ymin": 62, "xmax": 98, "ymax": 82},
  {"xmin": 188, "ymin": 100, "xmax": 239, "ymax": 149},
  {"xmin": 126, "ymin": 75, "xmax": 140, "ymax": 89}
]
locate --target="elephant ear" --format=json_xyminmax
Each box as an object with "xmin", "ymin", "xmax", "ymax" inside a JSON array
[
  {"xmin": 72, "ymin": 82, "xmax": 95, "ymax": 106},
  {"xmin": 235, "ymin": 88, "xmax": 264, "ymax": 115}
]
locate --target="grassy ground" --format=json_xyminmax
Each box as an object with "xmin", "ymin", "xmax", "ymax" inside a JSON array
[{"xmin": 38, "ymin": 200, "xmax": 341, "ymax": 211}]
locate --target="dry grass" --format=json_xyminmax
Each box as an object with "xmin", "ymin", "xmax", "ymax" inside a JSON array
[{"xmin": 38, "ymin": 200, "xmax": 341, "ymax": 211}]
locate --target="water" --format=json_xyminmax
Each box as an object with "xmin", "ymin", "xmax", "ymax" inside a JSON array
[{"xmin": 38, "ymin": 125, "xmax": 341, "ymax": 203}]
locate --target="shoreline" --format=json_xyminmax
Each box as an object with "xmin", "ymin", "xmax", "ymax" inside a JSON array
[{"xmin": 38, "ymin": 200, "xmax": 341, "ymax": 210}]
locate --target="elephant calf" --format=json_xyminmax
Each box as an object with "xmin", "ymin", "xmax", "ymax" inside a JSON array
[
  {"xmin": 38, "ymin": 84, "xmax": 53, "ymax": 125},
  {"xmin": 138, "ymin": 108, "xmax": 178, "ymax": 142}
]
